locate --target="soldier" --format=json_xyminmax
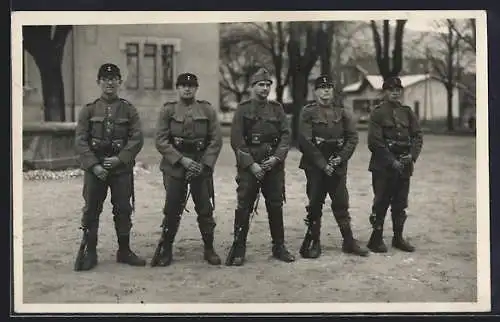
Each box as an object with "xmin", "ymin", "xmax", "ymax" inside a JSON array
[
  {"xmin": 226, "ymin": 68, "xmax": 295, "ymax": 266},
  {"xmin": 153, "ymin": 72, "xmax": 223, "ymax": 267},
  {"xmin": 74, "ymin": 63, "xmax": 145, "ymax": 271},
  {"xmin": 366, "ymin": 76, "xmax": 423, "ymax": 253},
  {"xmin": 297, "ymin": 75, "xmax": 369, "ymax": 259}
]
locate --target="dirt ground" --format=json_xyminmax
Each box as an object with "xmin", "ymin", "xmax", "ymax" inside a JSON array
[{"xmin": 21, "ymin": 131, "xmax": 477, "ymax": 304}]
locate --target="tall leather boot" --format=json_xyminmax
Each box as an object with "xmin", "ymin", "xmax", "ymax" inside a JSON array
[
  {"xmin": 116, "ymin": 234, "xmax": 146, "ymax": 266},
  {"xmin": 367, "ymin": 212, "xmax": 388, "ymax": 253},
  {"xmin": 391, "ymin": 211, "xmax": 415, "ymax": 252},
  {"xmin": 335, "ymin": 214, "xmax": 369, "ymax": 257},
  {"xmin": 156, "ymin": 215, "xmax": 181, "ymax": 267},
  {"xmin": 114, "ymin": 216, "xmax": 146, "ymax": 266},
  {"xmin": 226, "ymin": 209, "xmax": 250, "ymax": 266},
  {"xmin": 268, "ymin": 206, "xmax": 295, "ymax": 263},
  {"xmin": 79, "ymin": 225, "xmax": 99, "ymax": 271},
  {"xmin": 198, "ymin": 217, "xmax": 221, "ymax": 265}
]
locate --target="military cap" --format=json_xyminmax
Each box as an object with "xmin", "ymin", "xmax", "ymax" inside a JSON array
[
  {"xmin": 176, "ymin": 73, "xmax": 199, "ymax": 87},
  {"xmin": 382, "ymin": 76, "xmax": 404, "ymax": 90},
  {"xmin": 250, "ymin": 68, "xmax": 273, "ymax": 85},
  {"xmin": 314, "ymin": 75, "xmax": 334, "ymax": 89},
  {"xmin": 97, "ymin": 63, "xmax": 121, "ymax": 79}
]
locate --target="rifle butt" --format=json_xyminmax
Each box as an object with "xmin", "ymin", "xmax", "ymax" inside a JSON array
[{"xmin": 73, "ymin": 233, "xmax": 88, "ymax": 271}]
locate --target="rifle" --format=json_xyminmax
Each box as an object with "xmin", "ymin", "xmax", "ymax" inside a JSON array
[
  {"xmin": 299, "ymin": 144, "xmax": 342, "ymax": 256},
  {"xmin": 73, "ymin": 225, "xmax": 89, "ymax": 271},
  {"xmin": 150, "ymin": 168, "xmax": 195, "ymax": 267},
  {"xmin": 225, "ymin": 145, "xmax": 273, "ymax": 266}
]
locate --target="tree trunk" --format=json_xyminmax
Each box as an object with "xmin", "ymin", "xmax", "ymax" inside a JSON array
[
  {"xmin": 446, "ymin": 84, "xmax": 454, "ymax": 131},
  {"xmin": 290, "ymin": 72, "xmax": 309, "ymax": 141},
  {"xmin": 23, "ymin": 26, "xmax": 72, "ymax": 122},
  {"xmin": 275, "ymin": 84, "xmax": 285, "ymax": 103},
  {"xmin": 37, "ymin": 56, "xmax": 66, "ymax": 122}
]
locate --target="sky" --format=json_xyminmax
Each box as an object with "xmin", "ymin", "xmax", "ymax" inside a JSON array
[{"xmin": 396, "ymin": 18, "xmax": 447, "ymax": 32}]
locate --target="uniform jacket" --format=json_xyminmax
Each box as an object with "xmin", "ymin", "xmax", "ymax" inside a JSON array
[
  {"xmin": 75, "ymin": 95, "xmax": 144, "ymax": 174},
  {"xmin": 297, "ymin": 101, "xmax": 358, "ymax": 177},
  {"xmin": 155, "ymin": 99, "xmax": 223, "ymax": 178},
  {"xmin": 230, "ymin": 98, "xmax": 290, "ymax": 170},
  {"xmin": 367, "ymin": 100, "xmax": 423, "ymax": 177}
]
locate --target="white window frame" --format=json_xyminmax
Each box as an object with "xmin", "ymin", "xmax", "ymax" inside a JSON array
[{"xmin": 119, "ymin": 36, "xmax": 181, "ymax": 92}]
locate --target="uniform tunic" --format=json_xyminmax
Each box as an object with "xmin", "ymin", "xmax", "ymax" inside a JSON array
[{"xmin": 74, "ymin": 95, "xmax": 144, "ymax": 234}]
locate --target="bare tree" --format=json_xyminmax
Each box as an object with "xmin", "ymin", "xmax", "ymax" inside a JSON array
[
  {"xmin": 450, "ymin": 18, "xmax": 476, "ymax": 53},
  {"xmin": 220, "ymin": 22, "xmax": 290, "ymax": 103},
  {"xmin": 426, "ymin": 19, "xmax": 472, "ymax": 131},
  {"xmin": 370, "ymin": 20, "xmax": 407, "ymax": 80},
  {"xmin": 288, "ymin": 21, "xmax": 324, "ymax": 140},
  {"xmin": 219, "ymin": 40, "xmax": 264, "ymax": 107},
  {"xmin": 23, "ymin": 25, "xmax": 72, "ymax": 122}
]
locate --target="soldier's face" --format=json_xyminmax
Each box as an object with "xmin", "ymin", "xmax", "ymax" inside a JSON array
[
  {"xmin": 386, "ymin": 87, "xmax": 403, "ymax": 102},
  {"xmin": 253, "ymin": 81, "xmax": 271, "ymax": 99},
  {"xmin": 177, "ymin": 84, "xmax": 198, "ymax": 99},
  {"xmin": 315, "ymin": 84, "xmax": 334, "ymax": 101},
  {"xmin": 97, "ymin": 76, "xmax": 122, "ymax": 95}
]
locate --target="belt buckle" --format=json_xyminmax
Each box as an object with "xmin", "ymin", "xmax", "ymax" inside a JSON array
[
  {"xmin": 174, "ymin": 137, "xmax": 183, "ymax": 146},
  {"xmin": 251, "ymin": 133, "xmax": 261, "ymax": 145}
]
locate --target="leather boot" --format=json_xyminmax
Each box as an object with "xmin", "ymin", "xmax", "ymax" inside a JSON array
[
  {"xmin": 116, "ymin": 234, "xmax": 146, "ymax": 266},
  {"xmin": 391, "ymin": 212, "xmax": 415, "ymax": 252},
  {"xmin": 198, "ymin": 219, "xmax": 221, "ymax": 265},
  {"xmin": 268, "ymin": 206, "xmax": 295, "ymax": 262},
  {"xmin": 308, "ymin": 218, "xmax": 322, "ymax": 259},
  {"xmin": 367, "ymin": 213, "xmax": 388, "ymax": 253},
  {"xmin": 226, "ymin": 209, "xmax": 250, "ymax": 266},
  {"xmin": 79, "ymin": 226, "xmax": 99, "ymax": 271},
  {"xmin": 336, "ymin": 215, "xmax": 369, "ymax": 257}
]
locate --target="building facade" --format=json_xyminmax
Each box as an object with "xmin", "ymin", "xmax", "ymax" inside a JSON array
[
  {"xmin": 23, "ymin": 24, "xmax": 220, "ymax": 133},
  {"xmin": 342, "ymin": 74, "xmax": 461, "ymax": 123}
]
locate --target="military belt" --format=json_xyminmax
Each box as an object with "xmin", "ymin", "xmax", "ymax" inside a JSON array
[
  {"xmin": 90, "ymin": 137, "xmax": 125, "ymax": 157},
  {"xmin": 386, "ymin": 139, "xmax": 411, "ymax": 156},
  {"xmin": 244, "ymin": 134, "xmax": 279, "ymax": 147},
  {"xmin": 171, "ymin": 136, "xmax": 207, "ymax": 153}
]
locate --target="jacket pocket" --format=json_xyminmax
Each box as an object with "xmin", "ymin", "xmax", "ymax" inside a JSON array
[
  {"xmin": 169, "ymin": 114, "xmax": 185, "ymax": 137},
  {"xmin": 89, "ymin": 116, "xmax": 105, "ymax": 139},
  {"xmin": 114, "ymin": 118, "xmax": 130, "ymax": 138},
  {"xmin": 192, "ymin": 114, "xmax": 209, "ymax": 137}
]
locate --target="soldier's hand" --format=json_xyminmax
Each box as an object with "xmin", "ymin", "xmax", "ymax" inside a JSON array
[
  {"xmin": 330, "ymin": 156, "xmax": 342, "ymax": 167},
  {"xmin": 103, "ymin": 156, "xmax": 121, "ymax": 169},
  {"xmin": 187, "ymin": 161, "xmax": 203, "ymax": 176},
  {"xmin": 400, "ymin": 154, "xmax": 413, "ymax": 165},
  {"xmin": 92, "ymin": 164, "xmax": 108, "ymax": 181},
  {"xmin": 324, "ymin": 164, "xmax": 335, "ymax": 176},
  {"xmin": 180, "ymin": 157, "xmax": 194, "ymax": 169},
  {"xmin": 250, "ymin": 163, "xmax": 265, "ymax": 181},
  {"xmin": 392, "ymin": 160, "xmax": 404, "ymax": 173},
  {"xmin": 261, "ymin": 156, "xmax": 279, "ymax": 171}
]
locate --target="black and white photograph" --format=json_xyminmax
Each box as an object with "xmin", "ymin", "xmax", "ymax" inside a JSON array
[{"xmin": 11, "ymin": 10, "xmax": 489, "ymax": 314}]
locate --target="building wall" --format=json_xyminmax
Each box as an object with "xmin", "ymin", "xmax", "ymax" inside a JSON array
[
  {"xmin": 22, "ymin": 24, "xmax": 220, "ymax": 133},
  {"xmin": 402, "ymin": 78, "xmax": 460, "ymax": 121},
  {"xmin": 73, "ymin": 24, "xmax": 220, "ymax": 131},
  {"xmin": 343, "ymin": 78, "xmax": 460, "ymax": 122}
]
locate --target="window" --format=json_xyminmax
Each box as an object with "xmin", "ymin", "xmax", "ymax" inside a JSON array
[
  {"xmin": 119, "ymin": 37, "xmax": 181, "ymax": 91},
  {"xmin": 161, "ymin": 45, "xmax": 174, "ymax": 90},
  {"xmin": 143, "ymin": 44, "xmax": 157, "ymax": 89},
  {"xmin": 125, "ymin": 43, "xmax": 139, "ymax": 90}
]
